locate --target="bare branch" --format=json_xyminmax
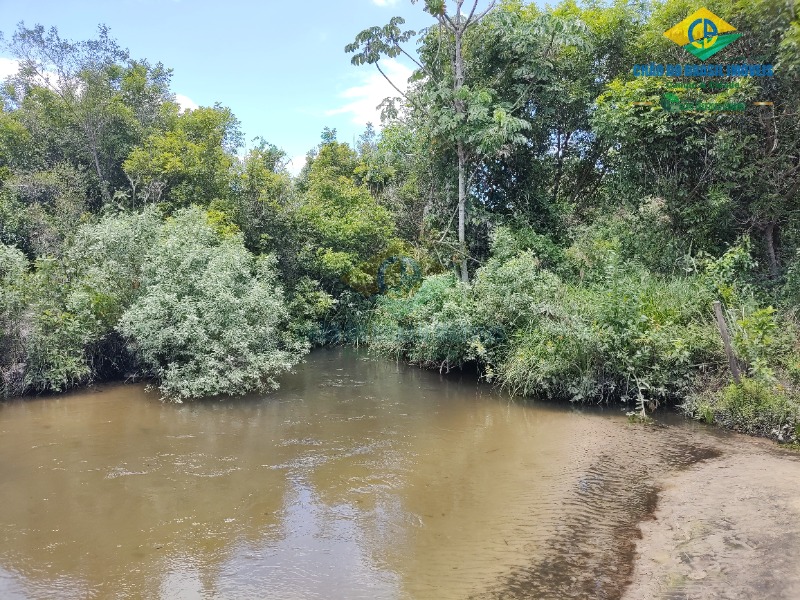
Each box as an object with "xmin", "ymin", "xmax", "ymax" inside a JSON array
[
  {"xmin": 464, "ymin": 0, "xmax": 480, "ymax": 27},
  {"xmin": 398, "ymin": 45, "xmax": 431, "ymax": 77},
  {"xmin": 376, "ymin": 61, "xmax": 410, "ymax": 101},
  {"xmin": 469, "ymin": 1, "xmax": 497, "ymax": 26},
  {"xmin": 440, "ymin": 12, "xmax": 457, "ymax": 31},
  {"xmin": 375, "ymin": 61, "xmax": 430, "ymax": 116}
]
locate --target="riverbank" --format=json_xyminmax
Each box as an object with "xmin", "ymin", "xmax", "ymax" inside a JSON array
[{"xmin": 624, "ymin": 438, "xmax": 800, "ymax": 599}]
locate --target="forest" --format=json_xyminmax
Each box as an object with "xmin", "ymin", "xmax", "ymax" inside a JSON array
[{"xmin": 1, "ymin": 0, "xmax": 799, "ymax": 443}]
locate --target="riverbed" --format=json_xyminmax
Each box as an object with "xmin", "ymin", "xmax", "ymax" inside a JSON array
[{"xmin": 1, "ymin": 348, "xmax": 799, "ymax": 599}]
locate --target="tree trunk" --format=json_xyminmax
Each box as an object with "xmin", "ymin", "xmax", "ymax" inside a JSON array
[
  {"xmin": 454, "ymin": 3, "xmax": 469, "ymax": 283},
  {"xmin": 765, "ymin": 222, "xmax": 780, "ymax": 279},
  {"xmin": 85, "ymin": 122, "xmax": 112, "ymax": 205},
  {"xmin": 457, "ymin": 141, "xmax": 468, "ymax": 282},
  {"xmin": 713, "ymin": 300, "xmax": 741, "ymax": 384}
]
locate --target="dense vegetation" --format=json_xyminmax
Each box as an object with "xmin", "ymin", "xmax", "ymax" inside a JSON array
[{"xmin": 1, "ymin": 1, "xmax": 799, "ymax": 442}]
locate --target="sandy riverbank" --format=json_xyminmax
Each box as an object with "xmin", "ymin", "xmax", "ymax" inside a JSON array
[{"xmin": 624, "ymin": 439, "xmax": 800, "ymax": 599}]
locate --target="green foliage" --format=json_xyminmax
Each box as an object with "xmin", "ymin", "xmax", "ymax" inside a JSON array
[
  {"xmin": 0, "ymin": 1, "xmax": 799, "ymax": 438},
  {"xmin": 1, "ymin": 206, "xmax": 307, "ymax": 400},
  {"xmin": 0, "ymin": 243, "xmax": 28, "ymax": 397},
  {"xmin": 782, "ymin": 249, "xmax": 800, "ymax": 311},
  {"xmin": 123, "ymin": 105, "xmax": 241, "ymax": 209},
  {"xmin": 713, "ymin": 379, "xmax": 799, "ymax": 440},
  {"xmin": 370, "ymin": 273, "xmax": 475, "ymax": 369},
  {"xmin": 117, "ymin": 208, "xmax": 306, "ymax": 400},
  {"xmin": 489, "ymin": 225, "xmax": 564, "ymax": 270},
  {"xmin": 13, "ymin": 209, "xmax": 160, "ymax": 394},
  {"xmin": 0, "ymin": 162, "xmax": 90, "ymax": 256},
  {"xmin": 286, "ymin": 277, "xmax": 335, "ymax": 345},
  {"xmin": 701, "ymin": 238, "xmax": 757, "ymax": 305},
  {"xmin": 295, "ymin": 141, "xmax": 399, "ymax": 292},
  {"xmin": 369, "ymin": 237, "xmax": 721, "ymax": 403},
  {"xmin": 732, "ymin": 306, "xmax": 778, "ymax": 382},
  {"xmin": 4, "ymin": 24, "xmax": 174, "ymax": 204},
  {"xmin": 22, "ymin": 298, "xmax": 93, "ymax": 393}
]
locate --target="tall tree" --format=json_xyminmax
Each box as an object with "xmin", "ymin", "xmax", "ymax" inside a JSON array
[
  {"xmin": 2, "ymin": 24, "xmax": 173, "ymax": 206},
  {"xmin": 123, "ymin": 104, "xmax": 242, "ymax": 209},
  {"xmin": 348, "ymin": 2, "xmax": 504, "ymax": 282},
  {"xmin": 347, "ymin": 2, "xmax": 588, "ymax": 280}
]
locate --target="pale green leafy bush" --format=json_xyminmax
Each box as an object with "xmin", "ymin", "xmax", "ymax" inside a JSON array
[
  {"xmin": 0, "ymin": 243, "xmax": 28, "ymax": 397},
  {"xmin": 118, "ymin": 208, "xmax": 307, "ymax": 400}
]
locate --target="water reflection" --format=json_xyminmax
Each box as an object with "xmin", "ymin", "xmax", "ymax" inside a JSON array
[{"xmin": 0, "ymin": 348, "xmax": 721, "ymax": 599}]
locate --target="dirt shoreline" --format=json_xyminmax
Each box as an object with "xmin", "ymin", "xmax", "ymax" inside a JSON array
[{"xmin": 623, "ymin": 437, "xmax": 800, "ymax": 599}]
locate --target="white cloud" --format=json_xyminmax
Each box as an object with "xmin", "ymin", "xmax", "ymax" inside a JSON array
[
  {"xmin": 372, "ymin": 0, "xmax": 400, "ymax": 5},
  {"xmin": 175, "ymin": 93, "xmax": 199, "ymax": 112},
  {"xmin": 326, "ymin": 58, "xmax": 413, "ymax": 126},
  {"xmin": 0, "ymin": 57, "xmax": 61, "ymax": 90},
  {"xmin": 287, "ymin": 154, "xmax": 307, "ymax": 177},
  {"xmin": 0, "ymin": 58, "xmax": 20, "ymax": 80}
]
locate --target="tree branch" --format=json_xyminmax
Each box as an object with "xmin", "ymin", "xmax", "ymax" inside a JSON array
[
  {"xmin": 465, "ymin": 0, "xmax": 496, "ymax": 27},
  {"xmin": 375, "ymin": 61, "xmax": 430, "ymax": 116},
  {"xmin": 376, "ymin": 61, "xmax": 410, "ymax": 101},
  {"xmin": 398, "ymin": 45, "xmax": 431, "ymax": 77}
]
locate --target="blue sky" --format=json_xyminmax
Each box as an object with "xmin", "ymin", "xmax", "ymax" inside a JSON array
[{"xmin": 0, "ymin": 0, "xmax": 445, "ymax": 173}]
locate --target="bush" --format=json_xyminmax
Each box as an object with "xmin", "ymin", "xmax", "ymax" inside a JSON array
[
  {"xmin": 118, "ymin": 208, "xmax": 307, "ymax": 400},
  {"xmin": 368, "ymin": 240, "xmax": 722, "ymax": 404},
  {"xmin": 369, "ymin": 273, "xmax": 476, "ymax": 369},
  {"xmin": 489, "ymin": 225, "xmax": 565, "ymax": 270},
  {"xmin": 704, "ymin": 379, "xmax": 800, "ymax": 441},
  {"xmin": 18, "ymin": 210, "xmax": 160, "ymax": 393},
  {"xmin": 500, "ymin": 271, "xmax": 720, "ymax": 403},
  {"xmin": 0, "ymin": 243, "xmax": 28, "ymax": 397},
  {"xmin": 502, "ymin": 317, "xmax": 603, "ymax": 400}
]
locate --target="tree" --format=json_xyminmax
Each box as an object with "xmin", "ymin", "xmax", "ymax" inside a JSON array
[
  {"xmin": 123, "ymin": 104, "xmax": 242, "ymax": 209},
  {"xmin": 0, "ymin": 242, "xmax": 27, "ymax": 397},
  {"xmin": 592, "ymin": 0, "xmax": 800, "ymax": 276},
  {"xmin": 3, "ymin": 24, "xmax": 174, "ymax": 206},
  {"xmin": 347, "ymin": 1, "xmax": 588, "ymax": 281},
  {"xmin": 348, "ymin": 2, "xmax": 504, "ymax": 282},
  {"xmin": 295, "ymin": 138, "xmax": 399, "ymax": 292}
]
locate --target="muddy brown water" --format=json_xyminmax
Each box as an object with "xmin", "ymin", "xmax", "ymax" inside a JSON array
[{"xmin": 1, "ymin": 348, "xmax": 798, "ymax": 599}]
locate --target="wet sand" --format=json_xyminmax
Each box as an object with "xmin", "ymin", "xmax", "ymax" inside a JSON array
[{"xmin": 624, "ymin": 439, "xmax": 800, "ymax": 600}]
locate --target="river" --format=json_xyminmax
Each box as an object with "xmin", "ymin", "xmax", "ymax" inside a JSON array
[{"xmin": 1, "ymin": 348, "xmax": 799, "ymax": 599}]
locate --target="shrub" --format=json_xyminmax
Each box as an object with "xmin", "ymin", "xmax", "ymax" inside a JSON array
[
  {"xmin": 369, "ymin": 273, "xmax": 476, "ymax": 369},
  {"xmin": 368, "ymin": 241, "xmax": 722, "ymax": 404},
  {"xmin": 714, "ymin": 379, "xmax": 799, "ymax": 440},
  {"xmin": 118, "ymin": 207, "xmax": 306, "ymax": 400},
  {"xmin": 502, "ymin": 317, "xmax": 603, "ymax": 400},
  {"xmin": 0, "ymin": 243, "xmax": 28, "ymax": 397},
  {"xmin": 19, "ymin": 209, "xmax": 160, "ymax": 393},
  {"xmin": 489, "ymin": 225, "xmax": 565, "ymax": 270}
]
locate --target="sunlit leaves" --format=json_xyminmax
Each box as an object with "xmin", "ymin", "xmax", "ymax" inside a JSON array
[{"xmin": 346, "ymin": 17, "xmax": 417, "ymax": 66}]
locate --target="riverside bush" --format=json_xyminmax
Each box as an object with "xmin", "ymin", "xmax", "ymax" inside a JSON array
[
  {"xmin": 1, "ymin": 207, "xmax": 306, "ymax": 400},
  {"xmin": 0, "ymin": 243, "xmax": 27, "ymax": 397},
  {"xmin": 368, "ymin": 244, "xmax": 723, "ymax": 404},
  {"xmin": 689, "ymin": 378, "xmax": 800, "ymax": 441},
  {"xmin": 500, "ymin": 271, "xmax": 720, "ymax": 402},
  {"xmin": 369, "ymin": 273, "xmax": 476, "ymax": 369},
  {"xmin": 118, "ymin": 208, "xmax": 307, "ymax": 400},
  {"xmin": 18, "ymin": 210, "xmax": 160, "ymax": 394}
]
